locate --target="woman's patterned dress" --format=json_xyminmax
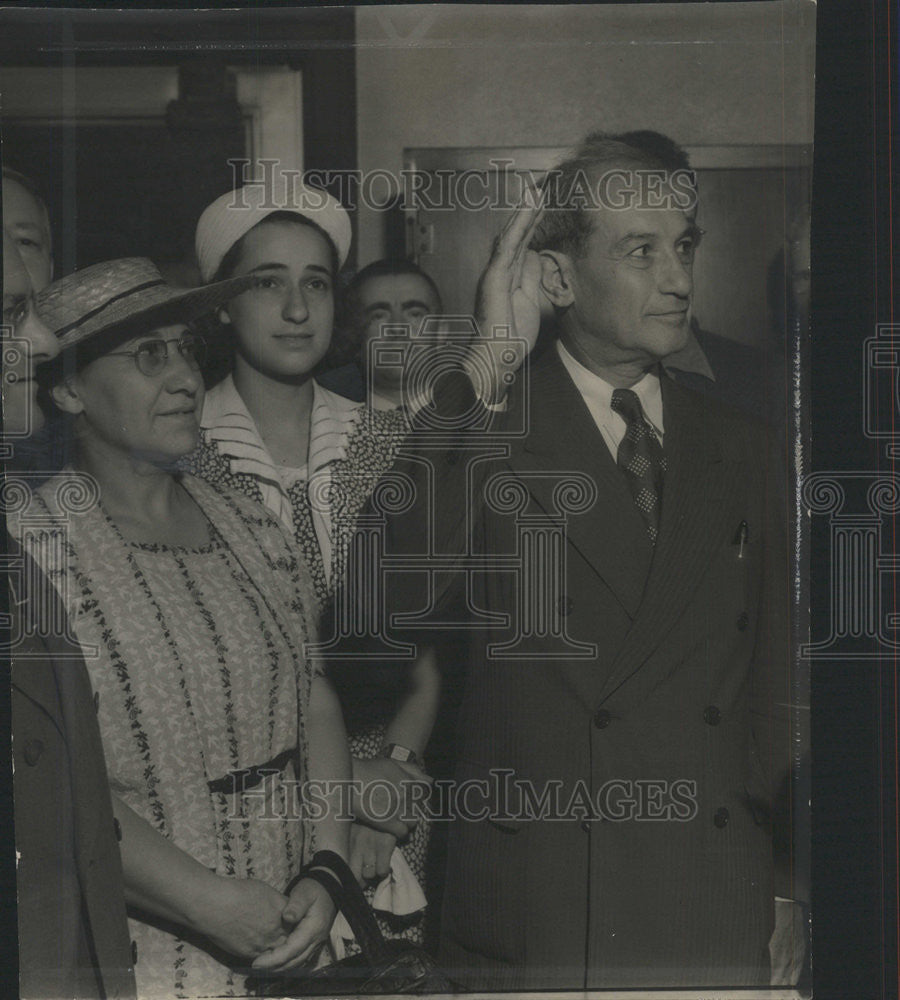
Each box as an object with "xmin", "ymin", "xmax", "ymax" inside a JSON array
[
  {"xmin": 12, "ymin": 473, "xmax": 321, "ymax": 998},
  {"xmin": 185, "ymin": 376, "xmax": 429, "ymax": 947}
]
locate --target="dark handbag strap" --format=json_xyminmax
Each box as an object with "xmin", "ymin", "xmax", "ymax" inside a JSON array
[{"xmin": 288, "ymin": 851, "xmax": 391, "ymax": 964}]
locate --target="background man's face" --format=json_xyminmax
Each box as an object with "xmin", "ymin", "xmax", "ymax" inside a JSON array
[
  {"xmin": 2, "ymin": 233, "xmax": 60, "ymax": 435},
  {"xmin": 357, "ymin": 273, "xmax": 441, "ymax": 391},
  {"xmin": 565, "ymin": 203, "xmax": 698, "ymax": 374},
  {"xmin": 3, "ymin": 178, "xmax": 53, "ymax": 292}
]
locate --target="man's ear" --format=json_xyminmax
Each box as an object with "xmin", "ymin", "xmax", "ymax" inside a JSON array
[
  {"xmin": 538, "ymin": 251, "xmax": 575, "ymax": 308},
  {"xmin": 50, "ymin": 377, "xmax": 85, "ymax": 416}
]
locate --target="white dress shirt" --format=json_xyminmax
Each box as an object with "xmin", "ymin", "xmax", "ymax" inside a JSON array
[{"xmin": 556, "ymin": 340, "xmax": 665, "ymax": 460}]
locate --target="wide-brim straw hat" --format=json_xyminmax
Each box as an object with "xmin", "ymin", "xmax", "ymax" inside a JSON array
[
  {"xmin": 36, "ymin": 257, "xmax": 255, "ymax": 353},
  {"xmin": 195, "ymin": 181, "xmax": 352, "ymax": 283}
]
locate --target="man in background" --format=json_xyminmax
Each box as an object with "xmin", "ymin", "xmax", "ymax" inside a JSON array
[
  {"xmin": 3, "ymin": 221, "xmax": 135, "ymax": 996},
  {"xmin": 319, "ymin": 259, "xmax": 446, "ymax": 411},
  {"xmin": 344, "ymin": 259, "xmax": 444, "ymax": 411}
]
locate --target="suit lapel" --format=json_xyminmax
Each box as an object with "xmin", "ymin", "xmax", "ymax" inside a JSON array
[
  {"xmin": 8, "ymin": 536, "xmax": 107, "ymax": 862},
  {"xmin": 8, "ymin": 539, "xmax": 71, "ymax": 737},
  {"xmin": 597, "ymin": 374, "xmax": 732, "ymax": 701},
  {"xmin": 506, "ymin": 349, "xmax": 652, "ymax": 620}
]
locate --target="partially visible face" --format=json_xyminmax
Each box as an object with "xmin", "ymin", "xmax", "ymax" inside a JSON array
[
  {"xmin": 63, "ymin": 323, "xmax": 204, "ymax": 463},
  {"xmin": 2, "ymin": 232, "xmax": 60, "ymax": 435},
  {"xmin": 221, "ymin": 220, "xmax": 335, "ymax": 382},
  {"xmin": 356, "ymin": 273, "xmax": 441, "ymax": 392},
  {"xmin": 563, "ymin": 202, "xmax": 698, "ymax": 377},
  {"xmin": 3, "ymin": 178, "xmax": 52, "ymax": 292}
]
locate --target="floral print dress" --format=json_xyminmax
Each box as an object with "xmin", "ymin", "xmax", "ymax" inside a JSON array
[
  {"xmin": 12, "ymin": 473, "xmax": 320, "ymax": 998},
  {"xmin": 185, "ymin": 376, "xmax": 430, "ymax": 946}
]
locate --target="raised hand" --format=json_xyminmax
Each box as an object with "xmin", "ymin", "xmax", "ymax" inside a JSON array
[{"xmin": 469, "ymin": 184, "xmax": 546, "ymax": 402}]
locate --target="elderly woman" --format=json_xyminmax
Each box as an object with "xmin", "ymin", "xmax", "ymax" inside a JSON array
[
  {"xmin": 13, "ymin": 258, "xmax": 352, "ymax": 999},
  {"xmin": 186, "ymin": 182, "xmax": 439, "ymax": 944}
]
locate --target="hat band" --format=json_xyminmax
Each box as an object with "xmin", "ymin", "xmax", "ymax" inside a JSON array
[{"xmin": 54, "ymin": 278, "xmax": 168, "ymax": 341}]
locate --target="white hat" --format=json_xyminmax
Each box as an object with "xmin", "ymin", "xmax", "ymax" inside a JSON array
[{"xmin": 195, "ymin": 181, "xmax": 352, "ymax": 282}]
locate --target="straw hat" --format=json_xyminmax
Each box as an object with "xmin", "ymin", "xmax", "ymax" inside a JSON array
[
  {"xmin": 195, "ymin": 181, "xmax": 352, "ymax": 282},
  {"xmin": 36, "ymin": 258, "xmax": 255, "ymax": 353}
]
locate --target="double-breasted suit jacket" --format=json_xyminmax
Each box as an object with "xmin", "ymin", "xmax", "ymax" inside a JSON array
[
  {"xmin": 370, "ymin": 345, "xmax": 791, "ymax": 989},
  {"xmin": 9, "ymin": 539, "xmax": 136, "ymax": 999}
]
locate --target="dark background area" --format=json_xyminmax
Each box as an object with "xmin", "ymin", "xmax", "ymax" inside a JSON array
[
  {"xmin": 1, "ymin": 2, "xmax": 898, "ymax": 998},
  {"xmin": 807, "ymin": 0, "xmax": 899, "ymax": 997},
  {"xmin": 0, "ymin": 7, "xmax": 358, "ymax": 271},
  {"xmin": 3, "ymin": 118, "xmax": 246, "ymax": 272}
]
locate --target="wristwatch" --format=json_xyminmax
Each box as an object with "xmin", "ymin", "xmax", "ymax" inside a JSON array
[{"xmin": 381, "ymin": 742, "xmax": 419, "ymax": 765}]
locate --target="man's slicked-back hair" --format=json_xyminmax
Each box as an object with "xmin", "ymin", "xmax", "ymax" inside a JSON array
[{"xmin": 530, "ymin": 130, "xmax": 696, "ymax": 259}]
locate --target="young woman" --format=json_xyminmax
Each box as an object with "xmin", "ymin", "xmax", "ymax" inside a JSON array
[
  {"xmin": 188, "ymin": 183, "xmax": 439, "ymax": 946},
  {"xmin": 17, "ymin": 258, "xmax": 352, "ymax": 998}
]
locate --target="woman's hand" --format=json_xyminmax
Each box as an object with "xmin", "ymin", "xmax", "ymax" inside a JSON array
[
  {"xmin": 192, "ymin": 876, "xmax": 290, "ymax": 959},
  {"xmin": 250, "ymin": 878, "xmax": 337, "ymax": 973},
  {"xmin": 349, "ymin": 822, "xmax": 397, "ymax": 886},
  {"xmin": 351, "ymin": 755, "xmax": 433, "ymax": 838}
]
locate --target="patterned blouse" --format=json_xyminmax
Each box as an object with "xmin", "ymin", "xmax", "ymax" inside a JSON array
[
  {"xmin": 11, "ymin": 473, "xmax": 321, "ymax": 999},
  {"xmin": 184, "ymin": 376, "xmax": 408, "ymax": 611}
]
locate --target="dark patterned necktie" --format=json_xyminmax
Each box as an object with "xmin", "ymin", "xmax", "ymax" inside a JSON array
[{"xmin": 610, "ymin": 388, "xmax": 667, "ymax": 543}]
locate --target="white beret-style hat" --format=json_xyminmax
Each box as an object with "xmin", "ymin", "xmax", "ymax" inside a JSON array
[{"xmin": 195, "ymin": 181, "xmax": 352, "ymax": 282}]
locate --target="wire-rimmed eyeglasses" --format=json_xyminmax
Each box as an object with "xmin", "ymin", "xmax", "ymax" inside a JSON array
[{"xmin": 103, "ymin": 333, "xmax": 207, "ymax": 377}]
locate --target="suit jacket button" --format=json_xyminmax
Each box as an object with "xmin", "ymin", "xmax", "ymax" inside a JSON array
[
  {"xmin": 736, "ymin": 612, "xmax": 749, "ymax": 631},
  {"xmin": 558, "ymin": 595, "xmax": 574, "ymax": 617},
  {"xmin": 713, "ymin": 807, "xmax": 730, "ymax": 828},
  {"xmin": 593, "ymin": 709, "xmax": 611, "ymax": 730},
  {"xmin": 23, "ymin": 739, "xmax": 44, "ymax": 766},
  {"xmin": 703, "ymin": 706, "xmax": 721, "ymax": 726},
  {"xmin": 131, "ymin": 940, "xmax": 138, "ymax": 965},
  {"xmin": 580, "ymin": 820, "xmax": 592, "ymax": 834}
]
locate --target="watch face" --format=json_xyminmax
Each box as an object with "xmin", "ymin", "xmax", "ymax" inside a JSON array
[{"xmin": 387, "ymin": 745, "xmax": 413, "ymax": 762}]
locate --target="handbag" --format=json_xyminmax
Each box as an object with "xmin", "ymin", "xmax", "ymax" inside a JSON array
[{"xmin": 247, "ymin": 851, "xmax": 457, "ymax": 996}]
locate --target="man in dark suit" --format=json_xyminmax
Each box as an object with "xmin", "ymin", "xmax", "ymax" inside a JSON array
[
  {"xmin": 353, "ymin": 131, "xmax": 798, "ymax": 988},
  {"xmin": 3, "ymin": 231, "xmax": 136, "ymax": 998}
]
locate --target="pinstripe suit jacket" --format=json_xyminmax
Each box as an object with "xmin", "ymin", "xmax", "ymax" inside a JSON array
[{"xmin": 374, "ymin": 347, "xmax": 791, "ymax": 989}]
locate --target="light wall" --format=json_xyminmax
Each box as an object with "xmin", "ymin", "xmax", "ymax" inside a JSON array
[{"xmin": 355, "ymin": 1, "xmax": 815, "ymax": 263}]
